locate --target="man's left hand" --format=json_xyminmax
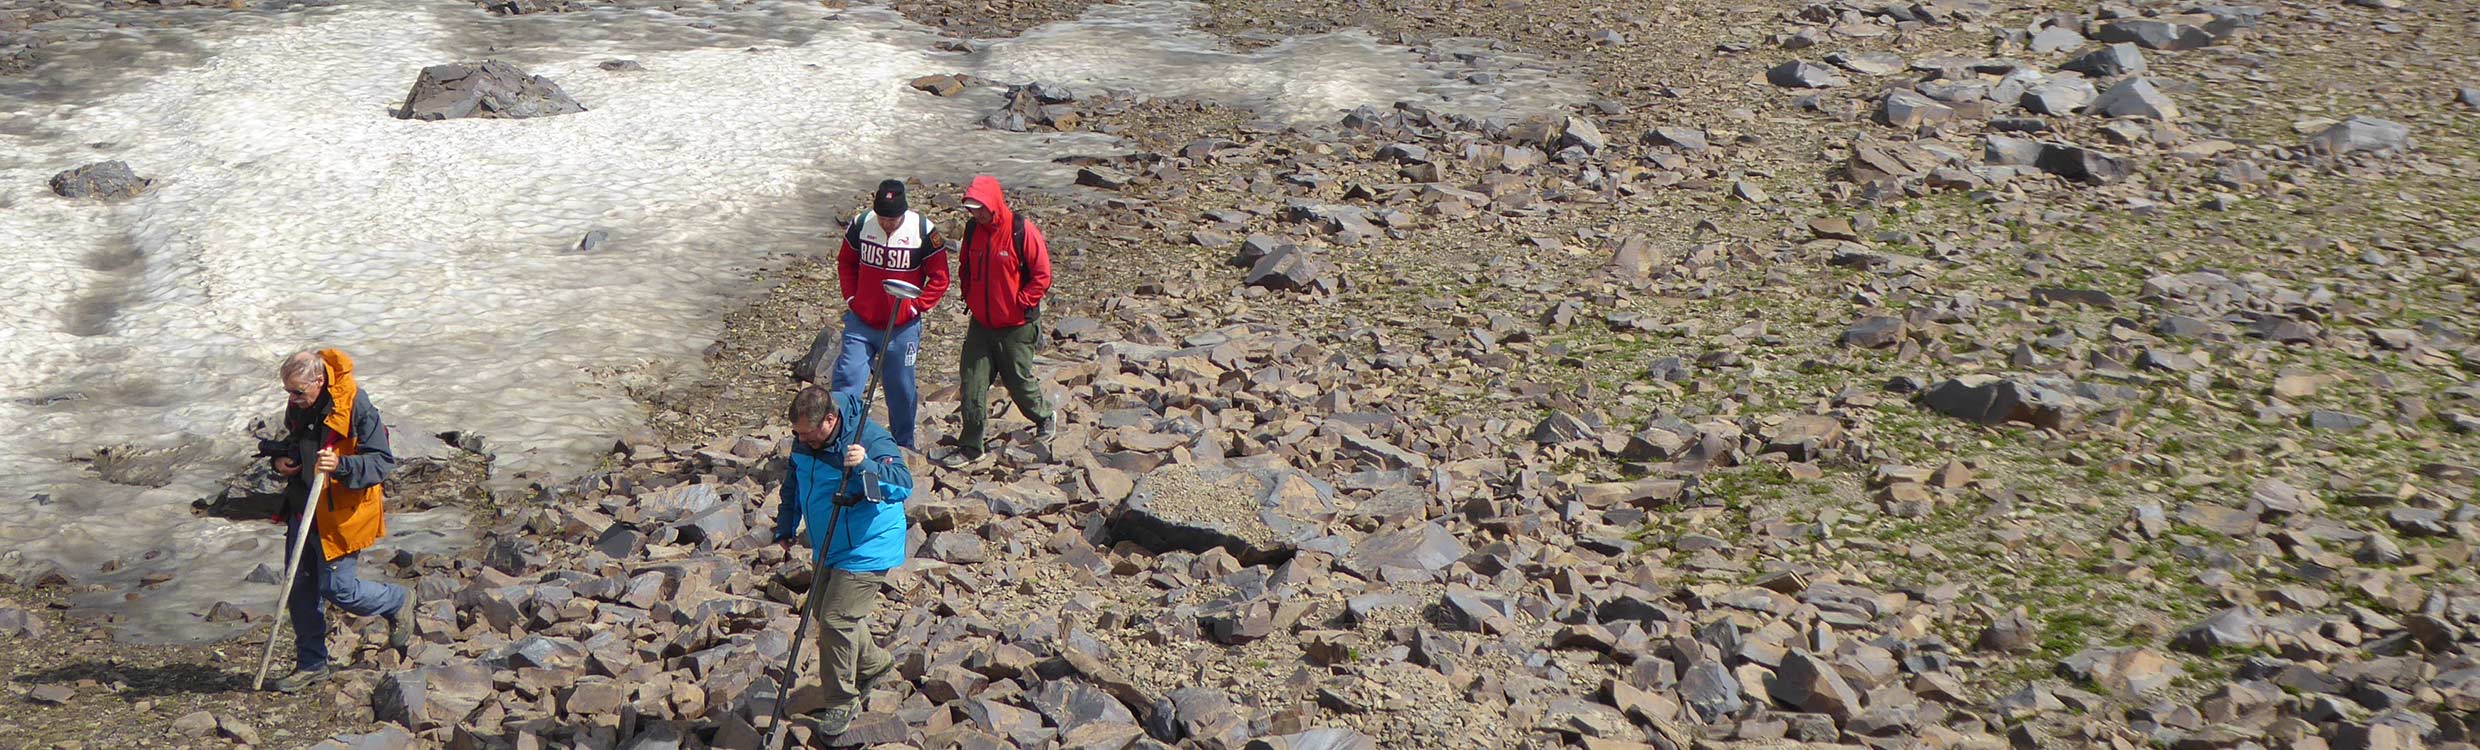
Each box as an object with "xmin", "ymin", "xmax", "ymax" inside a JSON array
[
  {"xmin": 314, "ymin": 449, "xmax": 339, "ymax": 476},
  {"xmin": 842, "ymin": 445, "xmax": 865, "ymax": 468}
]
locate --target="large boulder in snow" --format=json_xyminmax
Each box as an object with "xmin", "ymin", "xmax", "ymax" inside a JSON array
[{"xmin": 398, "ymin": 60, "xmax": 586, "ymax": 121}]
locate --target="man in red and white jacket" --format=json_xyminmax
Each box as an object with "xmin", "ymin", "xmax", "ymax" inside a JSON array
[
  {"xmin": 941, "ymin": 175, "xmax": 1054, "ymax": 463},
  {"xmin": 797, "ymin": 178, "xmax": 949, "ymax": 449}
]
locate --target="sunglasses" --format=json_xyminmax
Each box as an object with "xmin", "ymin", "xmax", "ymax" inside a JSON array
[{"xmin": 285, "ymin": 384, "xmax": 321, "ymax": 397}]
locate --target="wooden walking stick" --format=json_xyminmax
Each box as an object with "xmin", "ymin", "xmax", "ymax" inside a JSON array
[{"xmin": 252, "ymin": 467, "xmax": 329, "ymax": 691}]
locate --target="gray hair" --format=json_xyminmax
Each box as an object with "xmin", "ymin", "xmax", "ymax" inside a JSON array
[{"xmin": 279, "ymin": 350, "xmax": 325, "ymax": 383}]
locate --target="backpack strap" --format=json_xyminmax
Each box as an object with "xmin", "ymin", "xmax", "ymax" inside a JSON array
[
  {"xmin": 958, "ymin": 218, "xmax": 977, "ymax": 280},
  {"xmin": 1013, "ymin": 213, "xmax": 1031, "ymax": 286}
]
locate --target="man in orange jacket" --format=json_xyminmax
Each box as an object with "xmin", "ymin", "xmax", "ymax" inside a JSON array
[{"xmin": 257, "ymin": 349, "xmax": 415, "ymax": 692}]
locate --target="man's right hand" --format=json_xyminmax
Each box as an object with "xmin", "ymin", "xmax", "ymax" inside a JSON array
[{"xmin": 274, "ymin": 457, "xmax": 300, "ymax": 476}]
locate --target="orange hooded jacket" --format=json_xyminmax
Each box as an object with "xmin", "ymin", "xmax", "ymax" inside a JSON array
[{"xmin": 290, "ymin": 349, "xmax": 391, "ymax": 561}]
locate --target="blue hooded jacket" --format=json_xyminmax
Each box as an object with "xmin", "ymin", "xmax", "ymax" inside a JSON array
[{"xmin": 773, "ymin": 392, "xmax": 913, "ymax": 573}]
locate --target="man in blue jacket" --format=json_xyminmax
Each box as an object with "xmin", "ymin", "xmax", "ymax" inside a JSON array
[{"xmin": 772, "ymin": 385, "xmax": 913, "ymax": 736}]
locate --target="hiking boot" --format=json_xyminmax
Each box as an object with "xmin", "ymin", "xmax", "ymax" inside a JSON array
[
  {"xmin": 815, "ymin": 702, "xmax": 858, "ymax": 736},
  {"xmin": 273, "ymin": 665, "xmax": 333, "ymax": 694},
  {"xmin": 388, "ymin": 587, "xmax": 418, "ymax": 650},
  {"xmin": 1032, "ymin": 418, "xmax": 1057, "ymax": 440},
  {"xmin": 933, "ymin": 445, "xmax": 984, "ymax": 468}
]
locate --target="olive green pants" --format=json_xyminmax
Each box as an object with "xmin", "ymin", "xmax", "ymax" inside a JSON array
[
  {"xmin": 957, "ymin": 309, "xmax": 1052, "ymax": 450},
  {"xmin": 812, "ymin": 570, "xmax": 890, "ymax": 709}
]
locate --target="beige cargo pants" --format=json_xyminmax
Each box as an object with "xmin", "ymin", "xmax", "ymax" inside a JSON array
[{"xmin": 813, "ymin": 570, "xmax": 891, "ymax": 708}]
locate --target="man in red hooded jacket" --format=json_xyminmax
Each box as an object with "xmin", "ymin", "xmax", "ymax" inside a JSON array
[{"xmin": 942, "ymin": 175, "xmax": 1055, "ymax": 463}]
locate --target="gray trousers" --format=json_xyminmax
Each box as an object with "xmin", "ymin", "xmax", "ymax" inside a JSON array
[{"xmin": 812, "ymin": 570, "xmax": 891, "ymax": 708}]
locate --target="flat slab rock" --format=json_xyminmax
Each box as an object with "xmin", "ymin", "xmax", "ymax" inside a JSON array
[
  {"xmin": 1111, "ymin": 463, "xmax": 1343, "ymax": 565},
  {"xmin": 398, "ymin": 59, "xmax": 587, "ymax": 121},
  {"xmin": 1244, "ymin": 728, "xmax": 1382, "ymax": 750}
]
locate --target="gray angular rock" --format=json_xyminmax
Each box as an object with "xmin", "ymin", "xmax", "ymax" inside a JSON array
[
  {"xmin": 482, "ymin": 536, "xmax": 545, "ymax": 575},
  {"xmin": 1920, "ymin": 375, "xmax": 2094, "ymax": 430},
  {"xmin": 831, "ymin": 714, "xmax": 910, "ymax": 745},
  {"xmin": 1827, "ymin": 51, "xmax": 1906, "ymax": 76},
  {"xmin": 1341, "ymin": 522, "xmax": 1465, "ymax": 578},
  {"xmin": 1375, "ymin": 143, "xmax": 1431, "ymax": 164},
  {"xmin": 1772, "ymin": 650, "xmax": 1862, "ymax": 720},
  {"xmin": 1678, "ymin": 659, "xmax": 1744, "ymax": 723},
  {"xmin": 1441, "ymin": 586, "xmax": 1515, "ymax": 633},
  {"xmin": 914, "ymin": 492, "xmax": 997, "ymax": 541},
  {"xmin": 173, "ymin": 711, "xmax": 219, "ymax": 737},
  {"xmin": 28, "ymin": 684, "xmax": 72, "ymax": 704},
  {"xmin": 2307, "ymin": 409, "xmax": 2370, "ymax": 432},
  {"xmin": 1283, "ymin": 200, "xmax": 1380, "ymax": 239},
  {"xmin": 398, "ymin": 60, "xmax": 586, "ymax": 120},
  {"xmin": 2028, "ymin": 26, "xmax": 2086, "ymax": 54},
  {"xmin": 926, "ymin": 531, "xmax": 987, "ymax": 563},
  {"xmin": 2057, "ymin": 647, "xmax": 2179, "ymax": 697},
  {"xmin": 1880, "ymin": 89, "xmax": 1955, "ymax": 128},
  {"xmin": 1768, "ymin": 60, "xmax": 1848, "ymax": 89},
  {"xmin": 982, "ymin": 109, "xmax": 1029, "ymax": 132},
  {"xmin": 1242, "ymin": 728, "xmax": 1380, "ymax": 750},
  {"xmin": 593, "ymin": 524, "xmax": 645, "ymax": 559},
  {"xmin": 503, "ymin": 635, "xmax": 586, "ymax": 671},
  {"xmin": 2090, "ymin": 77, "xmax": 2179, "ymax": 120},
  {"xmin": 1110, "ymin": 465, "xmax": 1334, "ymax": 565},
  {"xmin": 983, "ymin": 85, "xmax": 1081, "ymax": 132},
  {"xmin": 2094, "ymin": 18, "xmax": 2214, "ymax": 51},
  {"xmin": 2137, "ymin": 348, "xmax": 2198, "ymax": 372},
  {"xmin": 1229, "ymin": 235, "xmax": 1290, "ymax": 269},
  {"xmin": 2173, "ymin": 607, "xmax": 2263, "ymax": 653},
  {"xmin": 970, "ymin": 477, "xmax": 1069, "ymax": 517},
  {"xmin": 373, "ymin": 663, "xmax": 492, "ymax": 731},
  {"xmin": 1245, "ymin": 246, "xmax": 1329, "ymax": 292},
  {"xmin": 1842, "ymin": 316, "xmax": 1908, "ymax": 348},
  {"xmin": 2021, "ymin": 76, "xmax": 2098, "ymax": 115},
  {"xmin": 2034, "ymin": 142, "xmax": 2131, "ymax": 184},
  {"xmin": 1977, "ymin": 608, "xmax": 2038, "ymax": 652},
  {"xmin": 2062, "ymin": 43, "xmax": 2146, "ymax": 77},
  {"xmin": 0, "ymin": 604, "xmax": 44, "ymax": 640},
  {"xmin": 1531, "ymin": 410, "xmax": 1596, "ymax": 444},
  {"xmin": 2247, "ymin": 478, "xmax": 2318, "ymax": 517},
  {"xmin": 2387, "ymin": 507, "xmax": 2448, "ymax": 537},
  {"xmin": 1021, "ymin": 81, "xmax": 1077, "ymax": 104},
  {"xmin": 1032, "ymin": 679, "xmax": 1136, "ymax": 731},
  {"xmin": 1985, "ymin": 135, "xmax": 2047, "ymax": 166},
  {"xmin": 1644, "ymin": 126, "xmax": 1709, "ymax": 151},
  {"xmin": 48, "ymin": 161, "xmax": 152, "ymax": 201},
  {"xmin": 2309, "ymin": 116, "xmax": 2412, "ymax": 155},
  {"xmin": 638, "ymin": 483, "xmax": 721, "ymax": 520},
  {"xmin": 2356, "ymin": 533, "xmax": 2406, "ymax": 565},
  {"xmin": 1075, "ymin": 166, "xmax": 1132, "ymax": 190},
  {"xmin": 1557, "ymin": 115, "xmax": 1607, "ymax": 153},
  {"xmin": 674, "ymin": 501, "xmax": 747, "ymax": 548},
  {"xmin": 319, "ymin": 726, "xmax": 417, "ymax": 750}
]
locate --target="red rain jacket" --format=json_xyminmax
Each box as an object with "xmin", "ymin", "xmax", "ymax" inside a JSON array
[{"xmin": 957, "ymin": 176, "xmax": 1053, "ymax": 329}]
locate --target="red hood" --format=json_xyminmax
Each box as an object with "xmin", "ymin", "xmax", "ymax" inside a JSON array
[{"xmin": 964, "ymin": 175, "xmax": 1011, "ymax": 226}]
